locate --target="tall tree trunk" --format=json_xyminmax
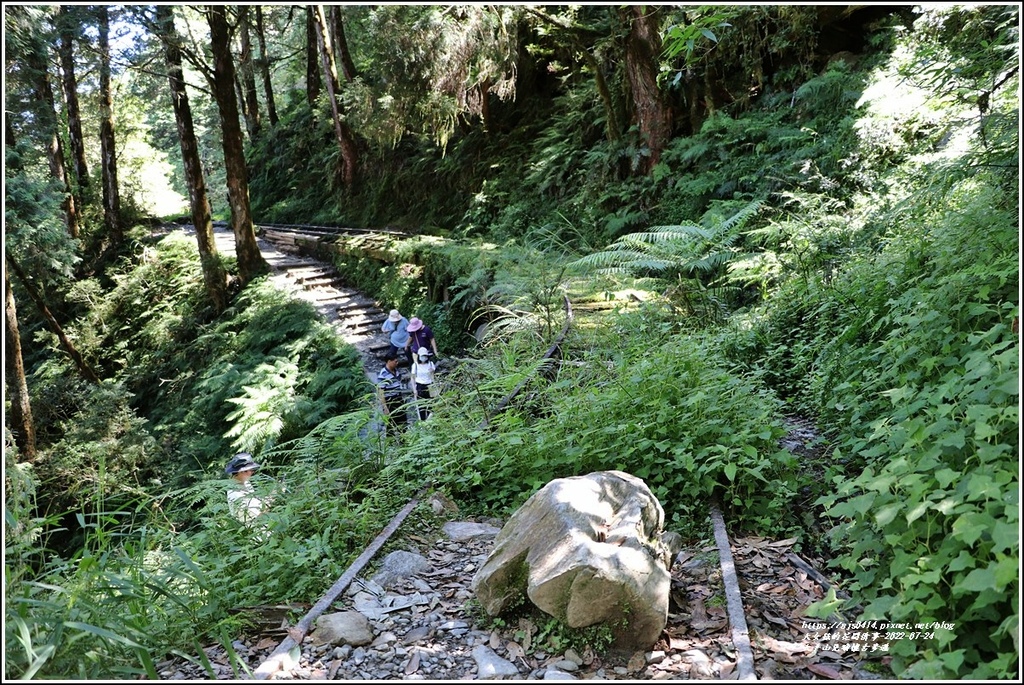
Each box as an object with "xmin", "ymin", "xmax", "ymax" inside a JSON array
[
  {"xmin": 313, "ymin": 5, "xmax": 358, "ymax": 188},
  {"xmin": 238, "ymin": 5, "xmax": 262, "ymax": 138},
  {"xmin": 234, "ymin": 70, "xmax": 250, "ymax": 130},
  {"xmin": 156, "ymin": 5, "xmax": 228, "ymax": 314},
  {"xmin": 207, "ymin": 5, "xmax": 268, "ymax": 285},
  {"xmin": 580, "ymin": 47, "xmax": 621, "ymax": 142},
  {"xmin": 523, "ymin": 7, "xmax": 621, "ymax": 142},
  {"xmin": 98, "ymin": 6, "xmax": 123, "ymax": 245},
  {"xmin": 5, "ymin": 269, "xmax": 37, "ymax": 461},
  {"xmin": 479, "ymin": 78, "xmax": 492, "ymax": 133},
  {"xmin": 255, "ymin": 6, "xmax": 278, "ymax": 126},
  {"xmin": 305, "ymin": 6, "xmax": 322, "ymax": 108},
  {"xmin": 329, "ymin": 6, "xmax": 357, "ymax": 82},
  {"xmin": 623, "ymin": 6, "xmax": 672, "ymax": 175},
  {"xmin": 6, "ymin": 254, "xmax": 100, "ymax": 385},
  {"xmin": 58, "ymin": 6, "xmax": 89, "ymax": 194},
  {"xmin": 25, "ymin": 35, "xmax": 79, "ymax": 239}
]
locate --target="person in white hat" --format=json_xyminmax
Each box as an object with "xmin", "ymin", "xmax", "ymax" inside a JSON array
[
  {"xmin": 410, "ymin": 347, "xmax": 437, "ymax": 421},
  {"xmin": 381, "ymin": 309, "xmax": 410, "ymax": 363}
]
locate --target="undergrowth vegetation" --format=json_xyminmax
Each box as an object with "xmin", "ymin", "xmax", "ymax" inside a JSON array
[{"xmin": 4, "ymin": 5, "xmax": 1018, "ymax": 681}]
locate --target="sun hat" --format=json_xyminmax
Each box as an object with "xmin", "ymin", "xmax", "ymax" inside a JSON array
[
  {"xmin": 388, "ymin": 309, "xmax": 401, "ymax": 322},
  {"xmin": 225, "ymin": 452, "xmax": 261, "ymax": 475},
  {"xmin": 417, "ymin": 347, "xmax": 430, "ymax": 358},
  {"xmin": 407, "ymin": 317, "xmax": 423, "ymax": 332}
]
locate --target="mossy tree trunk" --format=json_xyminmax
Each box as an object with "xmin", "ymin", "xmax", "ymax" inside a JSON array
[
  {"xmin": 305, "ymin": 6, "xmax": 321, "ymax": 108},
  {"xmin": 622, "ymin": 5, "xmax": 672, "ymax": 175},
  {"xmin": 313, "ymin": 4, "xmax": 359, "ymax": 188},
  {"xmin": 207, "ymin": 5, "xmax": 269, "ymax": 286},
  {"xmin": 156, "ymin": 4, "xmax": 228, "ymax": 314},
  {"xmin": 98, "ymin": 6, "xmax": 122, "ymax": 245},
  {"xmin": 254, "ymin": 6, "xmax": 278, "ymax": 127},
  {"xmin": 25, "ymin": 23, "xmax": 79, "ymax": 239},
  {"xmin": 238, "ymin": 5, "xmax": 262, "ymax": 139},
  {"xmin": 57, "ymin": 6, "xmax": 89, "ymax": 198},
  {"xmin": 4, "ymin": 269, "xmax": 36, "ymax": 461}
]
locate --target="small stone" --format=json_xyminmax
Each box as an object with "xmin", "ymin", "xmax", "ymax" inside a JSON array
[
  {"xmin": 404, "ymin": 625, "xmax": 432, "ymax": 644},
  {"xmin": 544, "ymin": 668, "xmax": 577, "ymax": 680},
  {"xmin": 371, "ymin": 631, "xmax": 397, "ymax": 647}
]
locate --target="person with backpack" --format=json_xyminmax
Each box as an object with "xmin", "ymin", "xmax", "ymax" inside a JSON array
[
  {"xmin": 381, "ymin": 309, "xmax": 411, "ymax": 364},
  {"xmin": 410, "ymin": 347, "xmax": 437, "ymax": 421},
  {"xmin": 377, "ymin": 351, "xmax": 408, "ymax": 433},
  {"xmin": 404, "ymin": 317, "xmax": 438, "ymax": 361}
]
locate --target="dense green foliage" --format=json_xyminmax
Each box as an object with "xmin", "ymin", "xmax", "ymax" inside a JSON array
[{"xmin": 4, "ymin": 4, "xmax": 1018, "ymax": 681}]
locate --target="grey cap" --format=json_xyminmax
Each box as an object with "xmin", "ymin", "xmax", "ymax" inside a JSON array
[{"xmin": 225, "ymin": 452, "xmax": 261, "ymax": 475}]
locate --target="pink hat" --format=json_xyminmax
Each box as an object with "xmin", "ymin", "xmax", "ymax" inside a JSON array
[{"xmin": 407, "ymin": 317, "xmax": 423, "ymax": 332}]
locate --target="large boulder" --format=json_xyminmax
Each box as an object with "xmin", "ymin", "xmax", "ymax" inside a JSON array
[{"xmin": 471, "ymin": 471, "xmax": 680, "ymax": 651}]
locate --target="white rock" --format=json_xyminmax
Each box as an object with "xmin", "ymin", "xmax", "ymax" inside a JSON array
[{"xmin": 472, "ymin": 471, "xmax": 676, "ymax": 650}]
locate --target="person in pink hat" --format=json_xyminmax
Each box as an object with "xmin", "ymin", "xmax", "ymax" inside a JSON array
[{"xmin": 404, "ymin": 317, "xmax": 438, "ymax": 361}]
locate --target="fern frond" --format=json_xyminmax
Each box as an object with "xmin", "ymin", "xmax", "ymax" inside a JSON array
[{"xmin": 717, "ymin": 198, "xmax": 764, "ymax": 233}]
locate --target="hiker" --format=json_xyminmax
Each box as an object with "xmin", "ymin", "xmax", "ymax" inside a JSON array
[
  {"xmin": 224, "ymin": 452, "xmax": 270, "ymax": 527},
  {"xmin": 404, "ymin": 317, "xmax": 438, "ymax": 361},
  {"xmin": 410, "ymin": 347, "xmax": 437, "ymax": 421},
  {"xmin": 381, "ymin": 309, "xmax": 411, "ymax": 364},
  {"xmin": 377, "ymin": 351, "xmax": 408, "ymax": 432}
]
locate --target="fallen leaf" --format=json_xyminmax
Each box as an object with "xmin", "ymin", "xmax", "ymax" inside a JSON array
[
  {"xmin": 627, "ymin": 651, "xmax": 646, "ymax": 672},
  {"xmin": 690, "ymin": 597, "xmax": 708, "ymax": 624},
  {"xmin": 761, "ymin": 635, "xmax": 814, "ymax": 655},
  {"xmin": 255, "ymin": 637, "xmax": 278, "ymax": 651},
  {"xmin": 806, "ymin": 662, "xmax": 844, "ymax": 679},
  {"xmin": 506, "ymin": 641, "xmax": 524, "ymax": 661},
  {"xmin": 518, "ymin": 618, "xmax": 535, "ymax": 653},
  {"xmin": 768, "ymin": 537, "xmax": 798, "ymax": 548},
  {"xmin": 669, "ymin": 637, "xmax": 689, "ymax": 650}
]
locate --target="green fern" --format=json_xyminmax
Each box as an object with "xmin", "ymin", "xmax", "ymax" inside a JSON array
[
  {"xmin": 223, "ymin": 360, "xmax": 300, "ymax": 454},
  {"xmin": 570, "ymin": 198, "xmax": 764, "ymax": 279}
]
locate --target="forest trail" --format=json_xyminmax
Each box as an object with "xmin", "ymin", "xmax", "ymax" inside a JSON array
[
  {"xmin": 202, "ymin": 222, "xmax": 392, "ymax": 386},
  {"xmin": 157, "ymin": 224, "xmax": 867, "ymax": 682}
]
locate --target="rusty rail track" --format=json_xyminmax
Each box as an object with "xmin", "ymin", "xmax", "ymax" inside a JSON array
[{"xmin": 253, "ymin": 221, "xmax": 413, "ymax": 240}]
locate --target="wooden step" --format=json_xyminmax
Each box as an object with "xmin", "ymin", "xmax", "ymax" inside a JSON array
[
  {"xmin": 301, "ymin": 276, "xmax": 346, "ymax": 286},
  {"xmin": 335, "ymin": 299, "xmax": 381, "ymax": 312},
  {"xmin": 342, "ymin": 321, "xmax": 386, "ymax": 335},
  {"xmin": 286, "ymin": 265, "xmax": 334, "ymax": 277}
]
